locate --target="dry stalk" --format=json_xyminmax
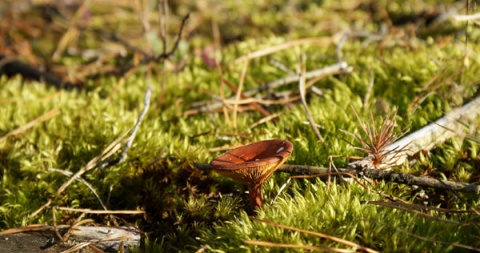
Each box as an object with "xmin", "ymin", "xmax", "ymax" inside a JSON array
[
  {"xmin": 56, "ymin": 130, "xmax": 129, "ymax": 195},
  {"xmin": 233, "ymin": 37, "xmax": 332, "ymax": 64},
  {"xmin": 233, "ymin": 57, "xmax": 249, "ymax": 130},
  {"xmin": 0, "ymin": 109, "xmax": 60, "ymax": 143},
  {"xmin": 251, "ymin": 217, "xmax": 379, "ymax": 253},
  {"xmin": 190, "ymin": 62, "xmax": 350, "ymax": 115},
  {"xmin": 54, "ymin": 206, "xmax": 145, "ymax": 214},
  {"xmin": 244, "ymin": 240, "xmax": 353, "ymax": 253},
  {"xmin": 48, "ymin": 168, "xmax": 107, "ymax": 210}
]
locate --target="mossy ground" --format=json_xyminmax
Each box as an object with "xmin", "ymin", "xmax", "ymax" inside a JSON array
[{"xmin": 1, "ymin": 0, "xmax": 480, "ymax": 252}]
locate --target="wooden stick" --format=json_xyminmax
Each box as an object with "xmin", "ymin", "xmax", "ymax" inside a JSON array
[
  {"xmin": 190, "ymin": 62, "xmax": 350, "ymax": 115},
  {"xmin": 195, "ymin": 162, "xmax": 480, "ymax": 194}
]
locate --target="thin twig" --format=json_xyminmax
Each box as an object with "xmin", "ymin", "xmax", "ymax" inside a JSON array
[
  {"xmin": 98, "ymin": 84, "xmax": 152, "ymax": 169},
  {"xmin": 48, "ymin": 168, "xmax": 107, "ymax": 210},
  {"xmin": 52, "ymin": 207, "xmax": 64, "ymax": 241},
  {"xmin": 244, "ymin": 61, "xmax": 350, "ymax": 97},
  {"xmin": 28, "ymin": 199, "xmax": 52, "ymax": 221},
  {"xmin": 56, "ymin": 131, "xmax": 128, "ymax": 195},
  {"xmin": 155, "ymin": 13, "xmax": 190, "ymax": 61},
  {"xmin": 191, "ymin": 62, "xmax": 350, "ymax": 114},
  {"xmin": 194, "ymin": 162, "xmax": 480, "ymax": 194}
]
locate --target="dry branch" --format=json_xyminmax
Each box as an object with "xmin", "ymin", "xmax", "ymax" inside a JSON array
[
  {"xmin": 191, "ymin": 62, "xmax": 351, "ymax": 114},
  {"xmin": 195, "ymin": 162, "xmax": 480, "ymax": 194}
]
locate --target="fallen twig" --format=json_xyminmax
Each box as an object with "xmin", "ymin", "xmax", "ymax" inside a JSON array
[
  {"xmin": 98, "ymin": 84, "xmax": 152, "ymax": 170},
  {"xmin": 56, "ymin": 131, "xmax": 129, "ymax": 195},
  {"xmin": 191, "ymin": 62, "xmax": 351, "ymax": 115},
  {"xmin": 195, "ymin": 162, "xmax": 480, "ymax": 194}
]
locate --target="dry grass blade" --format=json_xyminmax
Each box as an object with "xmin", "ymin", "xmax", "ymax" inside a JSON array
[
  {"xmin": 62, "ymin": 242, "xmax": 92, "ymax": 253},
  {"xmin": 55, "ymin": 206, "xmax": 145, "ymax": 214},
  {"xmin": 62, "ymin": 218, "xmax": 94, "ymax": 242},
  {"xmin": 248, "ymin": 62, "xmax": 349, "ymax": 96},
  {"xmin": 367, "ymin": 219, "xmax": 480, "ymax": 252},
  {"xmin": 251, "ymin": 218, "xmax": 379, "ymax": 253},
  {"xmin": 28, "ymin": 198, "xmax": 52, "ymax": 220},
  {"xmin": 0, "ymin": 109, "xmax": 60, "ymax": 143},
  {"xmin": 221, "ymin": 77, "xmax": 270, "ymax": 117},
  {"xmin": 88, "ymin": 244, "xmax": 105, "ymax": 253},
  {"xmin": 368, "ymin": 201, "xmax": 460, "ymax": 224},
  {"xmin": 190, "ymin": 62, "xmax": 349, "ymax": 116},
  {"xmin": 48, "ymin": 168, "xmax": 107, "ymax": 210},
  {"xmin": 0, "ymin": 224, "xmax": 51, "ymax": 235},
  {"xmin": 233, "ymin": 37, "xmax": 332, "ymax": 63},
  {"xmin": 233, "ymin": 57, "xmax": 249, "ymax": 130},
  {"xmin": 368, "ymin": 201, "xmax": 473, "ymax": 214},
  {"xmin": 249, "ymin": 112, "xmax": 281, "ymax": 129},
  {"xmin": 244, "ymin": 240, "xmax": 355, "ymax": 252}
]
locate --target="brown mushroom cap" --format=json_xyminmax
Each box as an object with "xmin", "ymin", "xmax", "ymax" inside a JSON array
[{"xmin": 210, "ymin": 140, "xmax": 293, "ymax": 185}]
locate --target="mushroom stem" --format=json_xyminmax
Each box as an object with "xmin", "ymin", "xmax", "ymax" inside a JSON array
[{"xmin": 248, "ymin": 184, "xmax": 263, "ymax": 210}]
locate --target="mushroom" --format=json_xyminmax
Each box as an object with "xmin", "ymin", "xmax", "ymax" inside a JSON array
[{"xmin": 210, "ymin": 139, "xmax": 293, "ymax": 210}]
